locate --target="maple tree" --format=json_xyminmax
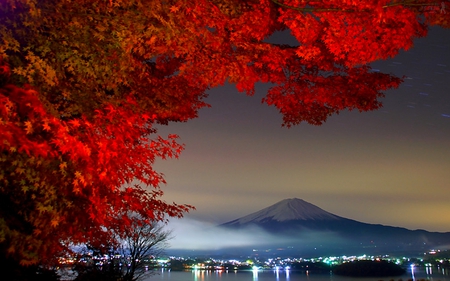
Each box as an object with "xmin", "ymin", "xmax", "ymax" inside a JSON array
[
  {"xmin": 0, "ymin": 67, "xmax": 191, "ymax": 266},
  {"xmin": 0, "ymin": 0, "xmax": 449, "ymax": 267}
]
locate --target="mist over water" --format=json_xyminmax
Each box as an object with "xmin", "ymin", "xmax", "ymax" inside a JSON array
[
  {"xmin": 167, "ymin": 218, "xmax": 292, "ymax": 250},
  {"xmin": 166, "ymin": 218, "xmax": 350, "ymax": 256}
]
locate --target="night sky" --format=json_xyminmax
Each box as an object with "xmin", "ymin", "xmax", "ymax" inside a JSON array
[{"xmin": 156, "ymin": 27, "xmax": 450, "ymax": 234}]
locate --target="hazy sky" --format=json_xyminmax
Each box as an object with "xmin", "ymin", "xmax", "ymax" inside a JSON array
[{"xmin": 155, "ymin": 27, "xmax": 450, "ymax": 233}]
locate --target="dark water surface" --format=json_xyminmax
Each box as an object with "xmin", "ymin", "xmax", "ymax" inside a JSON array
[{"xmin": 146, "ymin": 266, "xmax": 450, "ymax": 281}]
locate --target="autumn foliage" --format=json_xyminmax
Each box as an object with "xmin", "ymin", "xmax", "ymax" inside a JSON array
[
  {"xmin": 0, "ymin": 0, "xmax": 449, "ymax": 266},
  {"xmin": 0, "ymin": 61, "xmax": 191, "ymax": 265}
]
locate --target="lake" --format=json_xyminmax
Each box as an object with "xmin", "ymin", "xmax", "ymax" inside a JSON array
[{"xmin": 145, "ymin": 266, "xmax": 450, "ymax": 281}]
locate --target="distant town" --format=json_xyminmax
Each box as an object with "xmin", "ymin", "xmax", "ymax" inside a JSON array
[{"xmin": 58, "ymin": 248, "xmax": 450, "ymax": 273}]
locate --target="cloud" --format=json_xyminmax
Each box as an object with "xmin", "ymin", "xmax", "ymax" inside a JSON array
[
  {"xmin": 166, "ymin": 218, "xmax": 296, "ymax": 250},
  {"xmin": 165, "ymin": 218, "xmax": 348, "ymax": 252}
]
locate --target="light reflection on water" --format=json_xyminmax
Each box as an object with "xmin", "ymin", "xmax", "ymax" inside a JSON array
[{"xmin": 148, "ymin": 266, "xmax": 450, "ymax": 281}]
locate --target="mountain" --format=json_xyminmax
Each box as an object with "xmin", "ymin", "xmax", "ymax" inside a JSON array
[
  {"xmin": 223, "ymin": 198, "xmax": 341, "ymax": 224},
  {"xmin": 219, "ymin": 198, "xmax": 450, "ymax": 256}
]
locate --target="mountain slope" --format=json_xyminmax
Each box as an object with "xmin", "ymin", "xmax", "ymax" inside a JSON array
[
  {"xmin": 223, "ymin": 198, "xmax": 340, "ymax": 224},
  {"xmin": 220, "ymin": 198, "xmax": 450, "ymax": 255}
]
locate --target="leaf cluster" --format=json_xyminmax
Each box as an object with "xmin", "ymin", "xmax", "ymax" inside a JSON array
[{"xmin": 0, "ymin": 60, "xmax": 192, "ymax": 265}]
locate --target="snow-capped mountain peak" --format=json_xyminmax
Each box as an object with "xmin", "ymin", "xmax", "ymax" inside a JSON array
[{"xmin": 227, "ymin": 198, "xmax": 340, "ymax": 225}]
